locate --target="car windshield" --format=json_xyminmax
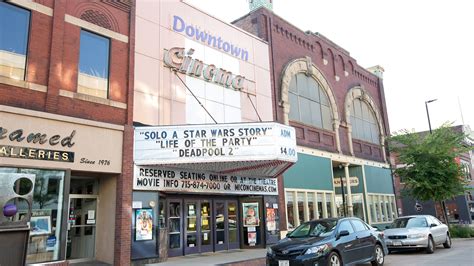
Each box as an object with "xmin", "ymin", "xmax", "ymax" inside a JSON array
[
  {"xmin": 287, "ymin": 220, "xmax": 337, "ymax": 238},
  {"xmin": 390, "ymin": 217, "xmax": 428, "ymax": 228}
]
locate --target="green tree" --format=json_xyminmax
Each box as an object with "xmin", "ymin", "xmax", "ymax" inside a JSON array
[{"xmin": 389, "ymin": 124, "xmax": 471, "ymax": 225}]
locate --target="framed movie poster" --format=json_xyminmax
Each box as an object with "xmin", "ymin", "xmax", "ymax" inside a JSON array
[
  {"xmin": 242, "ymin": 202, "xmax": 259, "ymax": 227},
  {"xmin": 266, "ymin": 208, "xmax": 276, "ymax": 231},
  {"xmin": 135, "ymin": 208, "xmax": 153, "ymax": 241},
  {"xmin": 30, "ymin": 216, "xmax": 52, "ymax": 236}
]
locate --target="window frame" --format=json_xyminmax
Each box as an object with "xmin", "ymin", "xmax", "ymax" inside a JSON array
[
  {"xmin": 337, "ymin": 220, "xmax": 355, "ymax": 234},
  {"xmin": 350, "ymin": 98, "xmax": 380, "ymax": 144},
  {"xmin": 284, "ymin": 188, "xmax": 335, "ymax": 231},
  {"xmin": 0, "ymin": 2, "xmax": 32, "ymax": 81},
  {"xmin": 367, "ymin": 193, "xmax": 397, "ymax": 224},
  {"xmin": 78, "ymin": 28, "xmax": 111, "ymax": 99},
  {"xmin": 288, "ymin": 73, "xmax": 333, "ymax": 131}
]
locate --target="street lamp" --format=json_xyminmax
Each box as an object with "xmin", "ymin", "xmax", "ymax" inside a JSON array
[{"xmin": 425, "ymin": 99, "xmax": 437, "ymax": 134}]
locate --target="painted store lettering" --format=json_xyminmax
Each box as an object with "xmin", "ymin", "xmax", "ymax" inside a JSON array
[
  {"xmin": 0, "ymin": 127, "xmax": 76, "ymax": 148},
  {"xmin": 172, "ymin": 15, "xmax": 249, "ymax": 61}
]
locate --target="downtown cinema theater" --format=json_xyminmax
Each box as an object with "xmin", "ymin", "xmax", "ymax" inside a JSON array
[{"xmin": 130, "ymin": 1, "xmax": 297, "ymax": 263}]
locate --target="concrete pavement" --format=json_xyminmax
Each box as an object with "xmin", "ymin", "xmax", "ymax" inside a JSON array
[{"xmin": 145, "ymin": 239, "xmax": 474, "ymax": 266}]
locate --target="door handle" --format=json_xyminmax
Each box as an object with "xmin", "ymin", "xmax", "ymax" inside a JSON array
[{"xmin": 345, "ymin": 244, "xmax": 352, "ymax": 248}]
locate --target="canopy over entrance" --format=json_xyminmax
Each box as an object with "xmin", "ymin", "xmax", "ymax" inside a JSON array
[{"xmin": 134, "ymin": 122, "xmax": 297, "ymax": 178}]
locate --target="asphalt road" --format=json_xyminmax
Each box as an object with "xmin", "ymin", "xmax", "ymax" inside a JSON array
[{"xmin": 359, "ymin": 238, "xmax": 474, "ymax": 266}]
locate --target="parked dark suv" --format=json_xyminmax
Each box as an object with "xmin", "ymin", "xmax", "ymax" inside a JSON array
[{"xmin": 267, "ymin": 218, "xmax": 388, "ymax": 266}]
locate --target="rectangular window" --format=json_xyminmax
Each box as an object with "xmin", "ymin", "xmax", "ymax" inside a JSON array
[
  {"xmin": 0, "ymin": 2, "xmax": 30, "ymax": 80},
  {"xmin": 288, "ymin": 92, "xmax": 300, "ymax": 121},
  {"xmin": 286, "ymin": 191, "xmax": 295, "ymax": 230},
  {"xmin": 307, "ymin": 193, "xmax": 315, "ymax": 220},
  {"xmin": 317, "ymin": 193, "xmax": 323, "ymax": 218},
  {"xmin": 325, "ymin": 194, "xmax": 332, "ymax": 218},
  {"xmin": 299, "ymin": 97, "xmax": 313, "ymax": 125},
  {"xmin": 297, "ymin": 192, "xmax": 305, "ymax": 225},
  {"xmin": 78, "ymin": 30, "xmax": 110, "ymax": 98}
]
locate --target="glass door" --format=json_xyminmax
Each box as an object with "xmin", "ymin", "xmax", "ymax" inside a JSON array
[
  {"xmin": 214, "ymin": 200, "xmax": 226, "ymax": 251},
  {"xmin": 168, "ymin": 200, "xmax": 183, "ymax": 257},
  {"xmin": 66, "ymin": 195, "xmax": 98, "ymax": 261},
  {"xmin": 227, "ymin": 200, "xmax": 239, "ymax": 249},
  {"xmin": 200, "ymin": 200, "xmax": 212, "ymax": 253},
  {"xmin": 184, "ymin": 200, "xmax": 199, "ymax": 254}
]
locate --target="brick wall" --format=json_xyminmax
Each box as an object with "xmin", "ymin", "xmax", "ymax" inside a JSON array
[
  {"xmin": 233, "ymin": 9, "xmax": 390, "ymax": 163},
  {"xmin": 1, "ymin": 0, "xmax": 134, "ymax": 265},
  {"xmin": 1, "ymin": 0, "xmax": 131, "ymax": 126}
]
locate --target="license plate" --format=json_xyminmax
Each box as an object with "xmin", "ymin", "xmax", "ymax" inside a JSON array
[
  {"xmin": 393, "ymin": 241, "xmax": 402, "ymax": 246},
  {"xmin": 278, "ymin": 260, "xmax": 290, "ymax": 266}
]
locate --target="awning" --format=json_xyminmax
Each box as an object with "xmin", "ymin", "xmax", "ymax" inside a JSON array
[{"xmin": 134, "ymin": 122, "xmax": 297, "ymax": 178}]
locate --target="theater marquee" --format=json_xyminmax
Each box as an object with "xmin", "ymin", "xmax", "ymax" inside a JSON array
[
  {"xmin": 133, "ymin": 165, "xmax": 278, "ymax": 195},
  {"xmin": 134, "ymin": 122, "xmax": 297, "ymax": 178}
]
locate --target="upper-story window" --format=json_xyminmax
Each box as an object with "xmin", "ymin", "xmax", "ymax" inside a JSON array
[
  {"xmin": 350, "ymin": 98, "xmax": 380, "ymax": 144},
  {"xmin": 78, "ymin": 30, "xmax": 110, "ymax": 98},
  {"xmin": 0, "ymin": 2, "xmax": 30, "ymax": 80},
  {"xmin": 288, "ymin": 73, "xmax": 333, "ymax": 131}
]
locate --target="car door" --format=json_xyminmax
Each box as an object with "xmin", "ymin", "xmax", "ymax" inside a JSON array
[
  {"xmin": 350, "ymin": 219, "xmax": 374, "ymax": 262},
  {"xmin": 428, "ymin": 216, "xmax": 446, "ymax": 244},
  {"xmin": 335, "ymin": 220, "xmax": 358, "ymax": 263}
]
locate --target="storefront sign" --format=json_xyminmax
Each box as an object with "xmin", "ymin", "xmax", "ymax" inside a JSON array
[
  {"xmin": 172, "ymin": 15, "xmax": 249, "ymax": 61},
  {"xmin": 0, "ymin": 107, "xmax": 123, "ymax": 173},
  {"xmin": 133, "ymin": 165, "xmax": 278, "ymax": 195},
  {"xmin": 164, "ymin": 47, "xmax": 246, "ymax": 91},
  {"xmin": 0, "ymin": 145, "xmax": 74, "ymax": 162},
  {"xmin": 333, "ymin": 177, "xmax": 359, "ymax": 187},
  {"xmin": 134, "ymin": 122, "xmax": 297, "ymax": 177}
]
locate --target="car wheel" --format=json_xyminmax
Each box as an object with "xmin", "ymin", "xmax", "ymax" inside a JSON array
[
  {"xmin": 327, "ymin": 251, "xmax": 341, "ymax": 266},
  {"xmin": 443, "ymin": 233, "xmax": 452, "ymax": 248},
  {"xmin": 426, "ymin": 236, "xmax": 435, "ymax": 254},
  {"xmin": 371, "ymin": 244, "xmax": 385, "ymax": 266}
]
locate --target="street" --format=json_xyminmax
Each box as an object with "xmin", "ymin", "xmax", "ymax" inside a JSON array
[{"xmin": 360, "ymin": 239, "xmax": 474, "ymax": 266}]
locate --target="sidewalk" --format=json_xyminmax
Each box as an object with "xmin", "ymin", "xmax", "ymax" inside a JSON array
[{"xmin": 146, "ymin": 249, "xmax": 266, "ymax": 266}]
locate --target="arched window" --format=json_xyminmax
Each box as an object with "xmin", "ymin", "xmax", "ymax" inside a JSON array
[
  {"xmin": 350, "ymin": 98, "xmax": 380, "ymax": 144},
  {"xmin": 288, "ymin": 73, "xmax": 333, "ymax": 131}
]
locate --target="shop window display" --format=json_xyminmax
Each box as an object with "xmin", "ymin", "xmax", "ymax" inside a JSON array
[
  {"xmin": 1, "ymin": 167, "xmax": 65, "ymax": 264},
  {"xmin": 285, "ymin": 190, "xmax": 334, "ymax": 230}
]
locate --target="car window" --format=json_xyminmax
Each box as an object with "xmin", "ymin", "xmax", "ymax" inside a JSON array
[
  {"xmin": 390, "ymin": 217, "xmax": 428, "ymax": 228},
  {"xmin": 288, "ymin": 223, "xmax": 311, "ymax": 237},
  {"xmin": 431, "ymin": 216, "xmax": 442, "ymax": 226},
  {"xmin": 287, "ymin": 220, "xmax": 337, "ymax": 238},
  {"xmin": 351, "ymin": 219, "xmax": 367, "ymax": 232},
  {"xmin": 338, "ymin": 221, "xmax": 354, "ymax": 234}
]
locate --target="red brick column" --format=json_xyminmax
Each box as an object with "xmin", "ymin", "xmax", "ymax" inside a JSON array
[{"xmin": 45, "ymin": 0, "xmax": 67, "ymax": 113}]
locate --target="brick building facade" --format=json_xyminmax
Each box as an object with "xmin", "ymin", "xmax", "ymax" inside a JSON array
[
  {"xmin": 234, "ymin": 7, "xmax": 397, "ymax": 231},
  {"xmin": 0, "ymin": 0, "xmax": 134, "ymax": 264}
]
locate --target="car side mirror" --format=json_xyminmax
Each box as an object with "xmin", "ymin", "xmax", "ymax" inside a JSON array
[
  {"xmin": 430, "ymin": 223, "xmax": 437, "ymax": 228},
  {"xmin": 337, "ymin": 230, "xmax": 350, "ymax": 239},
  {"xmin": 385, "ymin": 226, "xmax": 390, "ymax": 229},
  {"xmin": 286, "ymin": 232, "xmax": 290, "ymax": 238}
]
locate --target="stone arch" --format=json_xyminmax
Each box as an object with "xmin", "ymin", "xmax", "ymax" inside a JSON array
[
  {"xmin": 280, "ymin": 57, "xmax": 341, "ymax": 152},
  {"xmin": 344, "ymin": 86, "xmax": 387, "ymax": 161}
]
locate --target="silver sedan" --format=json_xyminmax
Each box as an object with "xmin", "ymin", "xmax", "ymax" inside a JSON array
[{"xmin": 383, "ymin": 215, "xmax": 451, "ymax": 254}]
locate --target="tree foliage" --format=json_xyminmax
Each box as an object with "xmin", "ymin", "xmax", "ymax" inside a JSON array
[{"xmin": 389, "ymin": 124, "xmax": 471, "ymax": 202}]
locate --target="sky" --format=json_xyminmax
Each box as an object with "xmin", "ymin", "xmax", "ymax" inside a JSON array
[{"xmin": 184, "ymin": 0, "xmax": 474, "ymax": 134}]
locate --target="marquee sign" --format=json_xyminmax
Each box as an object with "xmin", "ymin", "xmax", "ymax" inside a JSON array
[
  {"xmin": 133, "ymin": 165, "xmax": 278, "ymax": 195},
  {"xmin": 134, "ymin": 122, "xmax": 297, "ymax": 178},
  {"xmin": 163, "ymin": 47, "xmax": 246, "ymax": 91}
]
